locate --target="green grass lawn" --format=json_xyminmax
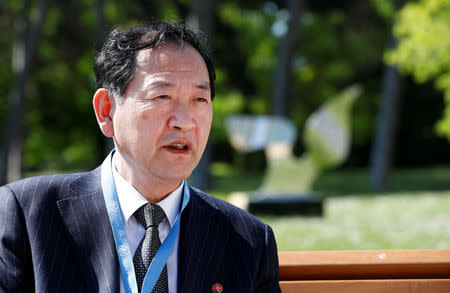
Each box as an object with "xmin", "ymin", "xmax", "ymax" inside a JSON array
[
  {"xmin": 261, "ymin": 192, "xmax": 450, "ymax": 251},
  {"xmin": 206, "ymin": 163, "xmax": 450, "ymax": 251}
]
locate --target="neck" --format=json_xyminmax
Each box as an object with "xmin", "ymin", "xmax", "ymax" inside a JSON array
[{"xmin": 113, "ymin": 153, "xmax": 182, "ymax": 203}]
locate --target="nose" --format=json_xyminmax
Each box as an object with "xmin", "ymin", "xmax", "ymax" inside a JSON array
[{"xmin": 168, "ymin": 102, "xmax": 196, "ymax": 131}]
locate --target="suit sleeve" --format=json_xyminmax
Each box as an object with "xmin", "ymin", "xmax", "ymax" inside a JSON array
[
  {"xmin": 0, "ymin": 185, "xmax": 34, "ymax": 292},
  {"xmin": 255, "ymin": 224, "xmax": 281, "ymax": 293}
]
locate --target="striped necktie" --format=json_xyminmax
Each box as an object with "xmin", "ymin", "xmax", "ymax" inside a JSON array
[{"xmin": 133, "ymin": 203, "xmax": 168, "ymax": 292}]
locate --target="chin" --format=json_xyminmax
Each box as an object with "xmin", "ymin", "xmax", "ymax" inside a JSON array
[{"xmin": 164, "ymin": 170, "xmax": 193, "ymax": 182}]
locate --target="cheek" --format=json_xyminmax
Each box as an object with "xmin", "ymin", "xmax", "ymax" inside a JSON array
[
  {"xmin": 138, "ymin": 102, "xmax": 166, "ymax": 121},
  {"xmin": 205, "ymin": 108, "xmax": 213, "ymax": 128},
  {"xmin": 113, "ymin": 107, "xmax": 142, "ymax": 141},
  {"xmin": 199, "ymin": 111, "xmax": 213, "ymax": 138}
]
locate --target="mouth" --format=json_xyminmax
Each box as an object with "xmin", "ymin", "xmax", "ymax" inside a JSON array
[
  {"xmin": 168, "ymin": 144, "xmax": 188, "ymax": 150},
  {"xmin": 163, "ymin": 141, "xmax": 193, "ymax": 154}
]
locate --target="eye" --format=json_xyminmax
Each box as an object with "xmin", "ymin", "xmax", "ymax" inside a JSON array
[
  {"xmin": 195, "ymin": 97, "xmax": 208, "ymax": 103},
  {"xmin": 159, "ymin": 95, "xmax": 170, "ymax": 99}
]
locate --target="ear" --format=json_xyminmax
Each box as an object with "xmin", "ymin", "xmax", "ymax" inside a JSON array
[{"xmin": 93, "ymin": 88, "xmax": 115, "ymax": 137}]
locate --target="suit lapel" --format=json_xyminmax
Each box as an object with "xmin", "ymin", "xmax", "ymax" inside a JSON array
[
  {"xmin": 177, "ymin": 189, "xmax": 232, "ymax": 292},
  {"xmin": 57, "ymin": 168, "xmax": 120, "ymax": 293}
]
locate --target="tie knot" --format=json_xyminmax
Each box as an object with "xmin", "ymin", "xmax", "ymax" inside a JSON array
[{"xmin": 134, "ymin": 203, "xmax": 166, "ymax": 229}]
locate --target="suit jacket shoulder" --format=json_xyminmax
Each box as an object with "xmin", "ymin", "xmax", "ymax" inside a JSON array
[
  {"xmin": 193, "ymin": 187, "xmax": 270, "ymax": 245},
  {"xmin": 0, "ymin": 168, "xmax": 119, "ymax": 293},
  {"xmin": 178, "ymin": 187, "xmax": 281, "ymax": 293}
]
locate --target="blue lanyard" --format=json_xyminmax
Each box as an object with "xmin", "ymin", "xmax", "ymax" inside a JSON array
[{"xmin": 101, "ymin": 150, "xmax": 190, "ymax": 293}]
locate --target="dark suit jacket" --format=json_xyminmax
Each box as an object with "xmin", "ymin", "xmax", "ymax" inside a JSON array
[{"xmin": 0, "ymin": 167, "xmax": 281, "ymax": 292}]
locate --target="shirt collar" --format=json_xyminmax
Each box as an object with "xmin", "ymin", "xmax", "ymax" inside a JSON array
[{"xmin": 112, "ymin": 161, "xmax": 183, "ymax": 228}]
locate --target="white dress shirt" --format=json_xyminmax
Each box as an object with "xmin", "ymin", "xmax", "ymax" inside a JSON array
[{"xmin": 112, "ymin": 163, "xmax": 182, "ymax": 293}]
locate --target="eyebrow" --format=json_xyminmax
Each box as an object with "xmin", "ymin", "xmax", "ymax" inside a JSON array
[
  {"xmin": 196, "ymin": 81, "xmax": 210, "ymax": 91},
  {"xmin": 148, "ymin": 80, "xmax": 210, "ymax": 91},
  {"xmin": 149, "ymin": 80, "xmax": 175, "ymax": 89}
]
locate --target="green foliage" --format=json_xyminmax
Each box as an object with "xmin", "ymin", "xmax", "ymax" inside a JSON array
[
  {"xmin": 215, "ymin": 3, "xmax": 386, "ymax": 160},
  {"xmin": 216, "ymin": 1, "xmax": 277, "ymax": 113},
  {"xmin": 386, "ymin": 0, "xmax": 450, "ymax": 140},
  {"xmin": 370, "ymin": 0, "xmax": 396, "ymax": 22},
  {"xmin": 212, "ymin": 90, "xmax": 246, "ymax": 143},
  {"xmin": 5, "ymin": 0, "xmax": 443, "ymax": 174},
  {"xmin": 291, "ymin": 9, "xmax": 383, "ymax": 148}
]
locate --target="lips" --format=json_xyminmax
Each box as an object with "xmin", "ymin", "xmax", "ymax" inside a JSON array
[
  {"xmin": 163, "ymin": 140, "xmax": 193, "ymax": 153},
  {"xmin": 169, "ymin": 144, "xmax": 188, "ymax": 150}
]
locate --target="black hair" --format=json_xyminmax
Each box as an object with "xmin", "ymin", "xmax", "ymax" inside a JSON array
[{"xmin": 94, "ymin": 21, "xmax": 215, "ymax": 100}]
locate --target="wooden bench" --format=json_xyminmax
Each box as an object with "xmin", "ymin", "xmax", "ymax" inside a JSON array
[{"xmin": 279, "ymin": 250, "xmax": 450, "ymax": 292}]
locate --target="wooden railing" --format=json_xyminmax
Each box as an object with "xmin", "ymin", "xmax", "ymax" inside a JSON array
[{"xmin": 278, "ymin": 250, "xmax": 450, "ymax": 292}]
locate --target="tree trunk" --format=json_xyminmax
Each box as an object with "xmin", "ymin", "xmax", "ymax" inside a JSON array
[
  {"xmin": 271, "ymin": 0, "xmax": 302, "ymax": 117},
  {"xmin": 0, "ymin": 0, "xmax": 50, "ymax": 185},
  {"xmin": 370, "ymin": 35, "xmax": 403, "ymax": 188},
  {"xmin": 94, "ymin": 0, "xmax": 114, "ymax": 155},
  {"xmin": 187, "ymin": 0, "xmax": 216, "ymax": 190},
  {"xmin": 186, "ymin": 0, "xmax": 215, "ymax": 37},
  {"xmin": 369, "ymin": 0, "xmax": 407, "ymax": 188},
  {"xmin": 95, "ymin": 0, "xmax": 106, "ymax": 45}
]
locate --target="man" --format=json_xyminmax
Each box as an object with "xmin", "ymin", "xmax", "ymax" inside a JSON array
[{"xmin": 0, "ymin": 22, "xmax": 281, "ymax": 292}]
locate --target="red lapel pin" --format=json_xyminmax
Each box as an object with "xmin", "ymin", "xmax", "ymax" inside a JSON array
[{"xmin": 212, "ymin": 283, "xmax": 223, "ymax": 293}]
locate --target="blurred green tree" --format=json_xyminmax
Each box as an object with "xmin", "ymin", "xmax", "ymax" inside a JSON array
[
  {"xmin": 386, "ymin": 0, "xmax": 450, "ymax": 140},
  {"xmin": 0, "ymin": 0, "xmax": 50, "ymax": 184},
  {"xmin": 2, "ymin": 0, "xmax": 447, "ymax": 180}
]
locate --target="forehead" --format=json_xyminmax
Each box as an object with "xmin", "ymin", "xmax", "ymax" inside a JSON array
[{"xmin": 134, "ymin": 43, "xmax": 208, "ymax": 77}]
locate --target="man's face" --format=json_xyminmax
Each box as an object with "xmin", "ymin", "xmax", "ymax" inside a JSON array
[{"xmin": 111, "ymin": 44, "xmax": 212, "ymax": 190}]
